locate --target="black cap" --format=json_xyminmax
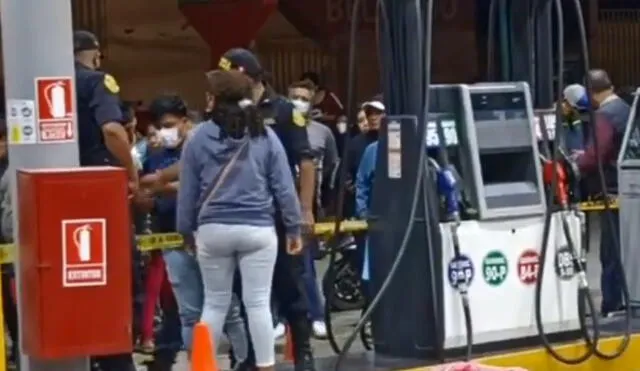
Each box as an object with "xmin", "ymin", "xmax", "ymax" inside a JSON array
[
  {"xmin": 73, "ymin": 30, "xmax": 100, "ymax": 53},
  {"xmin": 300, "ymin": 71, "xmax": 320, "ymax": 86},
  {"xmin": 218, "ymin": 48, "xmax": 263, "ymax": 80}
]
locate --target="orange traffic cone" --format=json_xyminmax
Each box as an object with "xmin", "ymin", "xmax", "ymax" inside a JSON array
[
  {"xmin": 284, "ymin": 325, "xmax": 295, "ymax": 362},
  {"xmin": 191, "ymin": 321, "xmax": 218, "ymax": 371}
]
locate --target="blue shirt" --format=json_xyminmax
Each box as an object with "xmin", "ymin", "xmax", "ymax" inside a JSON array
[
  {"xmin": 355, "ymin": 141, "xmax": 378, "ymax": 219},
  {"xmin": 144, "ymin": 146, "xmax": 182, "ymax": 226},
  {"xmin": 176, "ymin": 121, "xmax": 302, "ymax": 237}
]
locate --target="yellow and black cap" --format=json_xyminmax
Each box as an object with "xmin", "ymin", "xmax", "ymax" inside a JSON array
[{"xmin": 218, "ymin": 48, "xmax": 264, "ymax": 80}]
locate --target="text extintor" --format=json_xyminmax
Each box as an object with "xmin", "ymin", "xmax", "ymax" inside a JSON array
[
  {"xmin": 447, "ymin": 255, "xmax": 474, "ymax": 289},
  {"xmin": 62, "ymin": 219, "xmax": 107, "ymax": 287},
  {"xmin": 517, "ymin": 249, "xmax": 540, "ymax": 285},
  {"xmin": 35, "ymin": 77, "xmax": 75, "ymax": 143},
  {"xmin": 482, "ymin": 250, "xmax": 508, "ymax": 286}
]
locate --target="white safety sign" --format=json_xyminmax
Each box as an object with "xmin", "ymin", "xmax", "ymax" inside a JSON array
[
  {"xmin": 35, "ymin": 76, "xmax": 75, "ymax": 143},
  {"xmin": 7, "ymin": 99, "xmax": 37, "ymax": 144},
  {"xmin": 62, "ymin": 218, "xmax": 107, "ymax": 287}
]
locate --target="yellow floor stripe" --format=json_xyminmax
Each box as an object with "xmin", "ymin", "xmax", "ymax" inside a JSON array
[{"xmin": 401, "ymin": 335, "xmax": 640, "ymax": 370}]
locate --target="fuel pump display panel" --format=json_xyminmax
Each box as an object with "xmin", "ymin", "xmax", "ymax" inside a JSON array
[
  {"xmin": 462, "ymin": 83, "xmax": 546, "ymax": 220},
  {"xmin": 470, "ymin": 91, "xmax": 529, "ymax": 122}
]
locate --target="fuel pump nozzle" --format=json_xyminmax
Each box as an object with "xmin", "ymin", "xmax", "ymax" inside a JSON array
[
  {"xmin": 541, "ymin": 156, "xmax": 570, "ymax": 208},
  {"xmin": 427, "ymin": 157, "xmax": 463, "ymax": 222}
]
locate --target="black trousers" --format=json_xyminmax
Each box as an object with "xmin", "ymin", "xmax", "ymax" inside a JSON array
[
  {"xmin": 92, "ymin": 240, "xmax": 141, "ymax": 371},
  {"xmin": 2, "ymin": 267, "xmax": 18, "ymax": 360}
]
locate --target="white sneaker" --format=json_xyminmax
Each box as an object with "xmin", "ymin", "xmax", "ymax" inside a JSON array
[
  {"xmin": 312, "ymin": 321, "xmax": 327, "ymax": 339},
  {"xmin": 274, "ymin": 322, "xmax": 286, "ymax": 340}
]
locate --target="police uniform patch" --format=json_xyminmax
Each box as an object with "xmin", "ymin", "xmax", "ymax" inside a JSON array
[
  {"xmin": 103, "ymin": 74, "xmax": 120, "ymax": 94},
  {"xmin": 219, "ymin": 57, "xmax": 231, "ymax": 71},
  {"xmin": 292, "ymin": 110, "xmax": 306, "ymax": 127}
]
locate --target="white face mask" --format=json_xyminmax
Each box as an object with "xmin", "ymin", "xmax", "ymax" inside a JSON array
[
  {"xmin": 291, "ymin": 99, "xmax": 311, "ymax": 114},
  {"xmin": 337, "ymin": 121, "xmax": 347, "ymax": 134},
  {"xmin": 159, "ymin": 127, "xmax": 180, "ymax": 148}
]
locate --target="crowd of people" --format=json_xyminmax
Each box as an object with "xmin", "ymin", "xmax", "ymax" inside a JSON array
[
  {"xmin": 0, "ymin": 28, "xmax": 630, "ymax": 371},
  {"xmin": 0, "ymin": 30, "xmax": 385, "ymax": 371}
]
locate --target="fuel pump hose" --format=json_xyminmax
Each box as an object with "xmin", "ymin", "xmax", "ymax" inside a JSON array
[
  {"xmin": 334, "ymin": 0, "xmax": 436, "ymax": 369},
  {"xmin": 533, "ymin": 0, "xmax": 600, "ymax": 364},
  {"xmin": 434, "ymin": 112, "xmax": 473, "ymax": 360},
  {"xmin": 571, "ymin": 0, "xmax": 632, "ymax": 360},
  {"xmin": 323, "ymin": 0, "xmax": 363, "ymax": 356}
]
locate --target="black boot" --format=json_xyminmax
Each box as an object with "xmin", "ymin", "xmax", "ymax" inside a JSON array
[
  {"xmin": 289, "ymin": 317, "xmax": 316, "ymax": 371},
  {"xmin": 233, "ymin": 360, "xmax": 257, "ymax": 371}
]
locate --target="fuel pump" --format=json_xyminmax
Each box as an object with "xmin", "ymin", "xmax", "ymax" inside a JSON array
[
  {"xmin": 329, "ymin": 0, "xmax": 632, "ymax": 370},
  {"xmin": 532, "ymin": 0, "xmax": 633, "ymax": 364}
]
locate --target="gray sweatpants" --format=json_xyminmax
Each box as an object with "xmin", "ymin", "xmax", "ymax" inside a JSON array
[{"xmin": 196, "ymin": 223, "xmax": 278, "ymax": 367}]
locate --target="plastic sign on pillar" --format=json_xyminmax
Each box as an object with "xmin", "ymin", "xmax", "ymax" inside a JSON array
[
  {"xmin": 17, "ymin": 167, "xmax": 132, "ymax": 359},
  {"xmin": 35, "ymin": 77, "xmax": 75, "ymax": 143}
]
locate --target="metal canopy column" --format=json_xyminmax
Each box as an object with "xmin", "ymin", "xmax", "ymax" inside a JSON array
[{"xmin": 0, "ymin": 0, "xmax": 87, "ymax": 370}]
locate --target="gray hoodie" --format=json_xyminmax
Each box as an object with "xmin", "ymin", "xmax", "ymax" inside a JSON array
[{"xmin": 176, "ymin": 121, "xmax": 302, "ymax": 237}]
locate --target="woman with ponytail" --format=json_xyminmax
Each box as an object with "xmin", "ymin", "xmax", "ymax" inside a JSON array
[{"xmin": 177, "ymin": 70, "xmax": 303, "ymax": 371}]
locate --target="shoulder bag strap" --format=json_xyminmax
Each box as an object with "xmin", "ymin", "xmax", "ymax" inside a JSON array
[{"xmin": 197, "ymin": 140, "xmax": 249, "ymax": 221}]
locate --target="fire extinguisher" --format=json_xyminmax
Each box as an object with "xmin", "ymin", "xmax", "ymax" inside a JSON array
[
  {"xmin": 73, "ymin": 225, "xmax": 92, "ymax": 262},
  {"xmin": 45, "ymin": 82, "xmax": 66, "ymax": 118}
]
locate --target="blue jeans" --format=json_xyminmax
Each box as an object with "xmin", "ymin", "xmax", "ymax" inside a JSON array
[
  {"xmin": 163, "ymin": 248, "xmax": 247, "ymax": 361},
  {"xmin": 163, "ymin": 249, "xmax": 203, "ymax": 351},
  {"xmin": 303, "ymin": 239, "xmax": 324, "ymax": 321}
]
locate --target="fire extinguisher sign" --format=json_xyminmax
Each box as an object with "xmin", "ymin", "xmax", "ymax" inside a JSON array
[
  {"xmin": 62, "ymin": 218, "xmax": 107, "ymax": 287},
  {"xmin": 35, "ymin": 76, "xmax": 75, "ymax": 143}
]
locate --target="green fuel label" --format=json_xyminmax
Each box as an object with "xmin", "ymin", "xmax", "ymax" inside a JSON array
[{"xmin": 482, "ymin": 250, "xmax": 508, "ymax": 286}]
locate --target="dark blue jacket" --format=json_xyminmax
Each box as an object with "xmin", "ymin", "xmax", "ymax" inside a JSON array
[
  {"xmin": 75, "ymin": 63, "xmax": 123, "ymax": 166},
  {"xmin": 144, "ymin": 147, "xmax": 182, "ymax": 231}
]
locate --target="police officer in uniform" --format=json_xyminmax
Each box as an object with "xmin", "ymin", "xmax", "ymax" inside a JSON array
[
  {"xmin": 218, "ymin": 48, "xmax": 317, "ymax": 371},
  {"xmin": 73, "ymin": 30, "xmax": 138, "ymax": 371}
]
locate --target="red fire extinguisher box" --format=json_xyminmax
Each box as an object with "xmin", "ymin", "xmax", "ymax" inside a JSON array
[{"xmin": 17, "ymin": 167, "xmax": 132, "ymax": 359}]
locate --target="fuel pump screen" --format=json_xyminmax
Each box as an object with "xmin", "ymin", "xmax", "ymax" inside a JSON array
[{"xmin": 470, "ymin": 92, "xmax": 528, "ymax": 122}]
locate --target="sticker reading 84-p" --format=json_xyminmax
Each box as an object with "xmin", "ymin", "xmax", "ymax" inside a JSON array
[{"xmin": 447, "ymin": 255, "xmax": 474, "ymax": 289}]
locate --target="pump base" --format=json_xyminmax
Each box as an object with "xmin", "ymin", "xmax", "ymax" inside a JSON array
[{"xmin": 276, "ymin": 331, "xmax": 640, "ymax": 370}]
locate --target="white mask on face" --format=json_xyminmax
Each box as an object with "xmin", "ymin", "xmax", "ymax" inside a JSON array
[
  {"xmin": 159, "ymin": 127, "xmax": 180, "ymax": 148},
  {"xmin": 291, "ymin": 99, "xmax": 311, "ymax": 114},
  {"xmin": 337, "ymin": 119, "xmax": 347, "ymax": 134}
]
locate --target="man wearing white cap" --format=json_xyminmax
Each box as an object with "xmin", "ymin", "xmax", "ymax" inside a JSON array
[{"xmin": 345, "ymin": 95, "xmax": 385, "ymax": 281}]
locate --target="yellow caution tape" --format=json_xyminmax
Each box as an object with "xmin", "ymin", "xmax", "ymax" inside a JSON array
[
  {"xmin": 578, "ymin": 199, "xmax": 619, "ymax": 211},
  {"xmin": 0, "ymin": 202, "xmax": 618, "ymax": 265},
  {"xmin": 137, "ymin": 233, "xmax": 184, "ymax": 252}
]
